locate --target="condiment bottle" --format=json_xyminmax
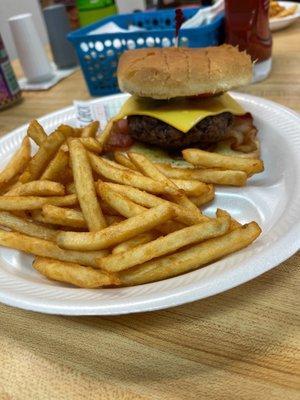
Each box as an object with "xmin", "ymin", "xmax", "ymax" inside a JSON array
[
  {"xmin": 0, "ymin": 34, "xmax": 22, "ymax": 110},
  {"xmin": 224, "ymin": 0, "xmax": 272, "ymax": 82}
]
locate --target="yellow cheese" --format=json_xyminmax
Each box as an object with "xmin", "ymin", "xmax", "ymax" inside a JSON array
[{"xmin": 113, "ymin": 93, "xmax": 245, "ymax": 133}]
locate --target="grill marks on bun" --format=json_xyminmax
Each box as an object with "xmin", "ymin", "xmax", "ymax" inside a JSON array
[{"xmin": 117, "ymin": 45, "xmax": 253, "ymax": 99}]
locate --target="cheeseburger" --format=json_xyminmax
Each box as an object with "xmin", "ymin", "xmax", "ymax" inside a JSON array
[{"xmin": 103, "ymin": 45, "xmax": 259, "ymax": 163}]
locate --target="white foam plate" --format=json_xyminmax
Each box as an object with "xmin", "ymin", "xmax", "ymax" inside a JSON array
[
  {"xmin": 270, "ymin": 1, "xmax": 300, "ymax": 31},
  {"xmin": 0, "ymin": 92, "xmax": 299, "ymax": 315}
]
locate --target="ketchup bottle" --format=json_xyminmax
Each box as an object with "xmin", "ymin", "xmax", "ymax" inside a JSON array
[{"xmin": 224, "ymin": 0, "xmax": 272, "ymax": 82}]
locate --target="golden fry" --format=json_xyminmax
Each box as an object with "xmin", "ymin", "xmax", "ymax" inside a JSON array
[
  {"xmin": 0, "ymin": 194, "xmax": 77, "ymax": 210},
  {"xmin": 20, "ymin": 125, "xmax": 74, "ymax": 183},
  {"xmin": 97, "ymin": 119, "xmax": 113, "ymax": 147},
  {"xmin": 98, "ymin": 217, "xmax": 230, "ymax": 272},
  {"xmin": 5, "ymin": 180, "xmax": 65, "ymax": 197},
  {"xmin": 98, "ymin": 181, "xmax": 146, "ymax": 218},
  {"xmin": 183, "ymin": 148, "xmax": 264, "ymax": 176},
  {"xmin": 114, "ymin": 152, "xmax": 138, "ymax": 170},
  {"xmin": 40, "ymin": 149, "xmax": 69, "ymax": 182},
  {"xmin": 56, "ymin": 203, "xmax": 175, "ymax": 251},
  {"xmin": 33, "ymin": 257, "xmax": 118, "ymax": 288},
  {"xmin": 81, "ymin": 121, "xmax": 100, "ymax": 138},
  {"xmin": 97, "ymin": 182, "xmax": 186, "ymax": 234},
  {"xmin": 119, "ymin": 222, "xmax": 261, "ymax": 285},
  {"xmin": 105, "ymin": 215, "xmax": 125, "ymax": 225},
  {"xmin": 40, "ymin": 206, "xmax": 122, "ymax": 229},
  {"xmin": 42, "ymin": 205, "xmax": 86, "ymax": 228},
  {"xmin": 79, "ymin": 137, "xmax": 102, "ymax": 153},
  {"xmin": 216, "ymin": 209, "xmax": 242, "ymax": 231},
  {"xmin": 99, "ymin": 182, "xmax": 205, "ymax": 225},
  {"xmin": 112, "ymin": 232, "xmax": 158, "ymax": 254},
  {"xmin": 156, "ymin": 164, "xmax": 247, "ymax": 186},
  {"xmin": 128, "ymin": 152, "xmax": 180, "ymax": 196},
  {"xmin": 128, "ymin": 152, "xmax": 205, "ymax": 217},
  {"xmin": 88, "ymin": 152, "xmax": 172, "ymax": 195},
  {"xmin": 188, "ymin": 185, "xmax": 215, "ymax": 207},
  {"xmin": 104, "ymin": 158, "xmax": 142, "ymax": 174},
  {"xmin": 69, "ymin": 139, "xmax": 106, "ymax": 231},
  {"xmin": 170, "ymin": 178, "xmax": 210, "ymax": 196},
  {"xmin": 0, "ymin": 211, "xmax": 57, "ymax": 241},
  {"xmin": 0, "ymin": 137, "xmax": 31, "ymax": 189},
  {"xmin": 27, "ymin": 120, "xmax": 47, "ymax": 145},
  {"xmin": 0, "ymin": 230, "xmax": 108, "ymax": 267}
]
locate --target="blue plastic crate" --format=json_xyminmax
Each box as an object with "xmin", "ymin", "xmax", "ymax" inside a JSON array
[{"xmin": 68, "ymin": 8, "xmax": 224, "ymax": 97}]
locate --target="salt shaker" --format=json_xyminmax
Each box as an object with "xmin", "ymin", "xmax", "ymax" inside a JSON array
[{"xmin": 43, "ymin": 4, "xmax": 78, "ymax": 69}]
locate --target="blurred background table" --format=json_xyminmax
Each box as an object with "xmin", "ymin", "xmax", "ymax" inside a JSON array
[{"xmin": 0, "ymin": 22, "xmax": 299, "ymax": 400}]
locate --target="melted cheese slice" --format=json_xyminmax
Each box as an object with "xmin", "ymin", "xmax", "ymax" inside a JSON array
[{"xmin": 113, "ymin": 93, "xmax": 245, "ymax": 133}]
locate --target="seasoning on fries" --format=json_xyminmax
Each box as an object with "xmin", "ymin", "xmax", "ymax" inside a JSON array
[{"xmin": 0, "ymin": 120, "xmax": 262, "ymax": 288}]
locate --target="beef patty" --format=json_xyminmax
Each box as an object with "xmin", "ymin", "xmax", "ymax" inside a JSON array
[{"xmin": 127, "ymin": 112, "xmax": 233, "ymax": 149}]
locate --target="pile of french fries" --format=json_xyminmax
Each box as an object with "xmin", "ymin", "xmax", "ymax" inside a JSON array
[
  {"xmin": 269, "ymin": 1, "xmax": 297, "ymax": 18},
  {"xmin": 0, "ymin": 119, "xmax": 263, "ymax": 288}
]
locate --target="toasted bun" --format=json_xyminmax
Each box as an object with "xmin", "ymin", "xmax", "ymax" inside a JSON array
[{"xmin": 117, "ymin": 45, "xmax": 253, "ymax": 99}]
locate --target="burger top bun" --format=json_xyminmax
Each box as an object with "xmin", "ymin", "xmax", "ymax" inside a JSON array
[{"xmin": 117, "ymin": 45, "xmax": 253, "ymax": 99}]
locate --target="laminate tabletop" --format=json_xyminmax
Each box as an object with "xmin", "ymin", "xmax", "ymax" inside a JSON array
[{"xmin": 0, "ymin": 21, "xmax": 299, "ymax": 400}]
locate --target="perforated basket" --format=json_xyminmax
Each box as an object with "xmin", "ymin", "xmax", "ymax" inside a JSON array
[{"xmin": 68, "ymin": 8, "xmax": 224, "ymax": 96}]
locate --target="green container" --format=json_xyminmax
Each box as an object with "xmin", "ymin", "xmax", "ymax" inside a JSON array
[{"xmin": 76, "ymin": 0, "xmax": 117, "ymax": 26}]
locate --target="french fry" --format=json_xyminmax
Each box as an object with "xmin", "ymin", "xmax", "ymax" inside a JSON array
[
  {"xmin": 97, "ymin": 182, "xmax": 185, "ymax": 234},
  {"xmin": 156, "ymin": 164, "xmax": 248, "ymax": 186},
  {"xmin": 170, "ymin": 179, "xmax": 210, "ymax": 196},
  {"xmin": 182, "ymin": 148, "xmax": 264, "ymax": 176},
  {"xmin": 0, "ymin": 179, "xmax": 20, "ymax": 196},
  {"xmin": 0, "ymin": 211, "xmax": 57, "ymax": 241},
  {"xmin": 98, "ymin": 181, "xmax": 146, "ymax": 218},
  {"xmin": 30, "ymin": 210, "xmax": 58, "ymax": 226},
  {"xmin": 56, "ymin": 203, "xmax": 175, "ymax": 251},
  {"xmin": 112, "ymin": 232, "xmax": 158, "ymax": 255},
  {"xmin": 65, "ymin": 183, "xmax": 119, "ymax": 215},
  {"xmin": 128, "ymin": 152, "xmax": 206, "ymax": 217},
  {"xmin": 20, "ymin": 125, "xmax": 74, "ymax": 183},
  {"xmin": 40, "ymin": 149, "xmax": 69, "ymax": 182},
  {"xmin": 128, "ymin": 152, "xmax": 180, "ymax": 196},
  {"xmin": 81, "ymin": 121, "xmax": 99, "ymax": 138},
  {"xmin": 106, "ymin": 215, "xmax": 125, "ymax": 225},
  {"xmin": 88, "ymin": 152, "xmax": 173, "ymax": 195},
  {"xmin": 5, "ymin": 180, "xmax": 65, "ymax": 197},
  {"xmin": 79, "ymin": 137, "xmax": 102, "ymax": 153},
  {"xmin": 277, "ymin": 5, "xmax": 297, "ymax": 18},
  {"xmin": 99, "ymin": 182, "xmax": 205, "ymax": 225},
  {"xmin": 27, "ymin": 120, "xmax": 47, "ymax": 145},
  {"xmin": 97, "ymin": 119, "xmax": 113, "ymax": 147},
  {"xmin": 188, "ymin": 185, "xmax": 215, "ymax": 207},
  {"xmin": 42, "ymin": 205, "xmax": 86, "ymax": 228},
  {"xmin": 41, "ymin": 206, "xmax": 123, "ymax": 229},
  {"xmin": 33, "ymin": 257, "xmax": 119, "ymax": 288},
  {"xmin": 0, "ymin": 137, "xmax": 31, "ymax": 189},
  {"xmin": 104, "ymin": 158, "xmax": 142, "ymax": 174},
  {"xmin": 0, "ymin": 194, "xmax": 77, "ymax": 210},
  {"xmin": 119, "ymin": 222, "xmax": 262, "ymax": 285},
  {"xmin": 98, "ymin": 217, "xmax": 230, "ymax": 272},
  {"xmin": 69, "ymin": 139, "xmax": 106, "ymax": 231},
  {"xmin": 114, "ymin": 152, "xmax": 138, "ymax": 170},
  {"xmin": 216, "ymin": 209, "xmax": 242, "ymax": 231},
  {"xmin": 0, "ymin": 230, "xmax": 108, "ymax": 267}
]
